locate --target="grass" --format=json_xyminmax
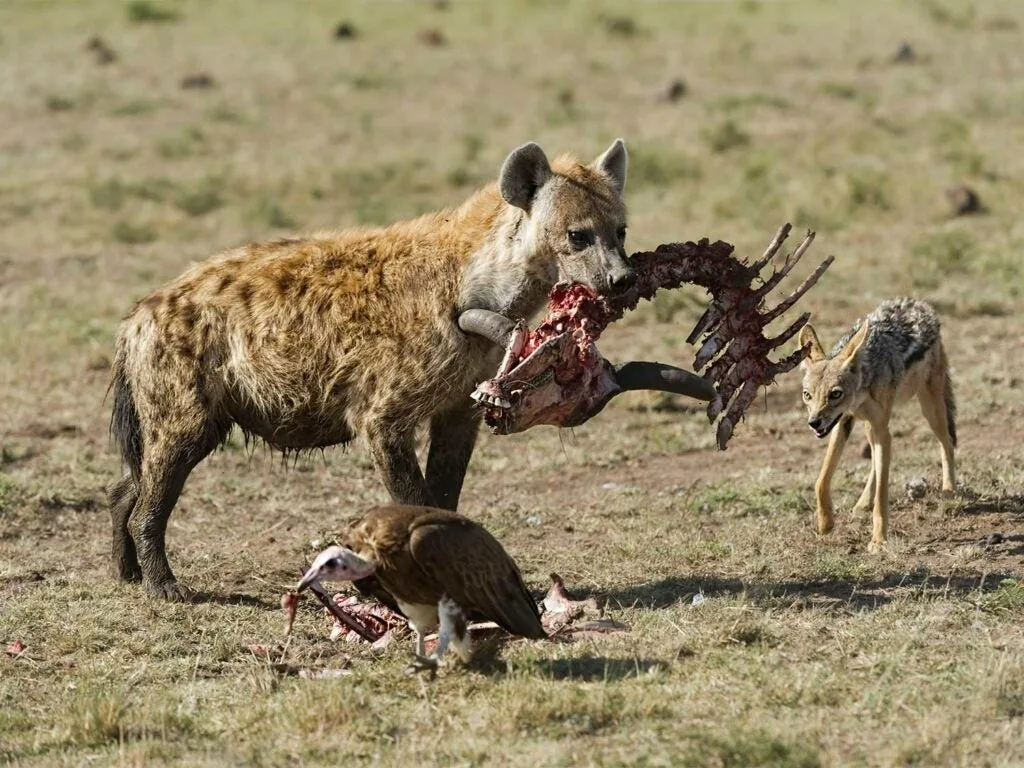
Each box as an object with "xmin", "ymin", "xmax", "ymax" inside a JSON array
[{"xmin": 2, "ymin": 0, "xmax": 1024, "ymax": 765}]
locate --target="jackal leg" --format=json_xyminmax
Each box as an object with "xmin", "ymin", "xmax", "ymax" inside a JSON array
[
  {"xmin": 108, "ymin": 473, "xmax": 141, "ymax": 582},
  {"xmin": 814, "ymin": 416, "xmax": 853, "ymax": 536},
  {"xmin": 426, "ymin": 405, "xmax": 481, "ymax": 511},
  {"xmin": 365, "ymin": 421, "xmax": 434, "ymax": 507},
  {"xmin": 853, "ymin": 422, "xmax": 876, "ymax": 513},
  {"xmin": 866, "ymin": 413, "xmax": 893, "ymax": 551},
  {"xmin": 918, "ymin": 380, "xmax": 957, "ymax": 492}
]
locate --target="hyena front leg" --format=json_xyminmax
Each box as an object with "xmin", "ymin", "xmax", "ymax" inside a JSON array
[
  {"xmin": 853, "ymin": 422, "xmax": 876, "ymax": 513},
  {"xmin": 425, "ymin": 405, "xmax": 482, "ymax": 511},
  {"xmin": 814, "ymin": 416, "xmax": 853, "ymax": 536},
  {"xmin": 108, "ymin": 473, "xmax": 141, "ymax": 582},
  {"xmin": 365, "ymin": 420, "xmax": 435, "ymax": 507}
]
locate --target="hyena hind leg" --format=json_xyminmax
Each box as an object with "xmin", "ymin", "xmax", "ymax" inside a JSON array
[
  {"xmin": 108, "ymin": 474, "xmax": 141, "ymax": 582},
  {"xmin": 128, "ymin": 422, "xmax": 226, "ymax": 601}
]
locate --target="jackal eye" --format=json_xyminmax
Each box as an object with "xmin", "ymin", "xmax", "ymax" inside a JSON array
[
  {"xmin": 567, "ymin": 228, "xmax": 593, "ymax": 250},
  {"xmin": 828, "ymin": 388, "xmax": 843, "ymax": 401},
  {"xmin": 801, "ymin": 390, "xmax": 811, "ymax": 401}
]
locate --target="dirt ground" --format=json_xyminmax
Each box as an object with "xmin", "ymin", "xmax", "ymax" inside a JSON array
[{"xmin": 2, "ymin": 1, "xmax": 1023, "ymax": 766}]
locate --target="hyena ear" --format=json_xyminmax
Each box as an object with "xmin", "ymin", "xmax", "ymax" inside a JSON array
[
  {"xmin": 798, "ymin": 323, "xmax": 826, "ymax": 368},
  {"xmin": 592, "ymin": 138, "xmax": 628, "ymax": 195},
  {"xmin": 499, "ymin": 142, "xmax": 553, "ymax": 211},
  {"xmin": 836, "ymin": 319, "xmax": 870, "ymax": 368}
]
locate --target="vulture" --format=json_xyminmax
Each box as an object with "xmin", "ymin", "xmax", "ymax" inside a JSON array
[{"xmin": 296, "ymin": 505, "xmax": 546, "ymax": 672}]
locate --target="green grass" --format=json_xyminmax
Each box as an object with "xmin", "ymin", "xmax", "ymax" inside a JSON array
[{"xmin": 2, "ymin": 0, "xmax": 1024, "ymax": 765}]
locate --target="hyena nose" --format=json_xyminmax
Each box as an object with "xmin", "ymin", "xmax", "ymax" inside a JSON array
[
  {"xmin": 609, "ymin": 266, "xmax": 636, "ymax": 294},
  {"xmin": 808, "ymin": 417, "xmax": 823, "ymax": 431}
]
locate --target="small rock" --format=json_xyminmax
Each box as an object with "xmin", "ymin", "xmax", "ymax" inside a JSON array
[
  {"xmin": 181, "ymin": 73, "xmax": 216, "ymax": 90},
  {"xmin": 417, "ymin": 28, "xmax": 447, "ymax": 46},
  {"xmin": 893, "ymin": 42, "xmax": 916, "ymax": 63},
  {"xmin": 85, "ymin": 36, "xmax": 117, "ymax": 65},
  {"xmin": 691, "ymin": 592, "xmax": 706, "ymax": 607},
  {"xmin": 982, "ymin": 533, "xmax": 1005, "ymax": 547},
  {"xmin": 601, "ymin": 481, "xmax": 618, "ymax": 490},
  {"xmin": 905, "ymin": 476, "xmax": 928, "ymax": 500},
  {"xmin": 946, "ymin": 184, "xmax": 984, "ymax": 216},
  {"xmin": 333, "ymin": 22, "xmax": 357, "ymax": 40},
  {"xmin": 525, "ymin": 515, "xmax": 542, "ymax": 527},
  {"xmin": 657, "ymin": 78, "xmax": 687, "ymax": 103},
  {"xmin": 603, "ymin": 15, "xmax": 637, "ymax": 36},
  {"xmin": 310, "ymin": 539, "xmax": 322, "ymax": 549}
]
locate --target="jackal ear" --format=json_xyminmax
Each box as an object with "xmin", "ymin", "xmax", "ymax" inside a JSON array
[
  {"xmin": 798, "ymin": 324, "xmax": 826, "ymax": 367},
  {"xmin": 499, "ymin": 142, "xmax": 553, "ymax": 211},
  {"xmin": 592, "ymin": 138, "xmax": 628, "ymax": 195},
  {"xmin": 836, "ymin": 319, "xmax": 870, "ymax": 368}
]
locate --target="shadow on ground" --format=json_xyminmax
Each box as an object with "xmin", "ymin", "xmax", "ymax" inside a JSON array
[{"xmin": 581, "ymin": 569, "xmax": 1020, "ymax": 611}]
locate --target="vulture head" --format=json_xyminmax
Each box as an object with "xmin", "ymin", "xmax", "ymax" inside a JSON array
[{"xmin": 297, "ymin": 546, "xmax": 376, "ymax": 592}]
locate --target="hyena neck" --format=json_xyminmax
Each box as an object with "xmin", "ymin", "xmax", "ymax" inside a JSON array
[{"xmin": 457, "ymin": 189, "xmax": 558, "ymax": 321}]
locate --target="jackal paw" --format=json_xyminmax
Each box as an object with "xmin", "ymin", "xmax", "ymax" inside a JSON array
[
  {"xmin": 144, "ymin": 579, "xmax": 194, "ymax": 602},
  {"xmin": 867, "ymin": 540, "xmax": 886, "ymax": 554},
  {"xmin": 816, "ymin": 512, "xmax": 834, "ymax": 536}
]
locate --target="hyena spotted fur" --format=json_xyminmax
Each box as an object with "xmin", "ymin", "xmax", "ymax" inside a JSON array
[{"xmin": 109, "ymin": 140, "xmax": 636, "ymax": 600}]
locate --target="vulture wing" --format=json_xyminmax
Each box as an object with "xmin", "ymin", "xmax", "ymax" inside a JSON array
[{"xmin": 408, "ymin": 512, "xmax": 546, "ymax": 640}]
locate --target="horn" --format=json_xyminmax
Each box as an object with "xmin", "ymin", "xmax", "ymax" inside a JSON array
[
  {"xmin": 458, "ymin": 309, "xmax": 519, "ymax": 347},
  {"xmin": 612, "ymin": 361, "xmax": 716, "ymax": 402}
]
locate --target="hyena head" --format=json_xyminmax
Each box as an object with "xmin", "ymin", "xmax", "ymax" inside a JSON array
[
  {"xmin": 798, "ymin": 320, "xmax": 870, "ymax": 438},
  {"xmin": 498, "ymin": 139, "xmax": 634, "ymax": 296}
]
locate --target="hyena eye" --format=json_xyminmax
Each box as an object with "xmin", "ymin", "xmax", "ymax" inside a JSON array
[
  {"xmin": 829, "ymin": 388, "xmax": 843, "ymax": 401},
  {"xmin": 567, "ymin": 229, "xmax": 593, "ymax": 250}
]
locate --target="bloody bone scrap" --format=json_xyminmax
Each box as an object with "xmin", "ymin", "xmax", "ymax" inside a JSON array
[{"xmin": 472, "ymin": 224, "xmax": 833, "ymax": 449}]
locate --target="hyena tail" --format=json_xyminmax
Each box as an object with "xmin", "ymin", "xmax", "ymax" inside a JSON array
[
  {"xmin": 109, "ymin": 355, "xmax": 143, "ymax": 481},
  {"xmin": 943, "ymin": 367, "xmax": 957, "ymax": 449}
]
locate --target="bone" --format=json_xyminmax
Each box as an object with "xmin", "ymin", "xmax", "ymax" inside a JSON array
[
  {"xmin": 292, "ymin": 568, "xmax": 381, "ymax": 643},
  {"xmin": 766, "ymin": 311, "xmax": 811, "ymax": 351},
  {"xmin": 762, "ymin": 251, "xmax": 833, "ymax": 325},
  {"xmin": 685, "ymin": 304, "xmax": 722, "ymax": 346},
  {"xmin": 747, "ymin": 222, "xmax": 792, "ymax": 274}
]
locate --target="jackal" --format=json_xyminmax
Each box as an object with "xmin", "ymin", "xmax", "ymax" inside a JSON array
[
  {"xmin": 108, "ymin": 139, "xmax": 649, "ymax": 600},
  {"xmin": 798, "ymin": 298, "xmax": 956, "ymax": 549}
]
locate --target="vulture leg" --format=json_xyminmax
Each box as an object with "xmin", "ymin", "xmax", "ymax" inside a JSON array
[{"xmin": 406, "ymin": 596, "xmax": 470, "ymax": 677}]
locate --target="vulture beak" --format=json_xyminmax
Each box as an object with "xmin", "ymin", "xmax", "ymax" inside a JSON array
[{"xmin": 296, "ymin": 545, "xmax": 376, "ymax": 593}]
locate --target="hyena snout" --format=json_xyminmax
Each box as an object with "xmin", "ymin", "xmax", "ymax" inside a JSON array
[{"xmin": 607, "ymin": 263, "xmax": 637, "ymax": 294}]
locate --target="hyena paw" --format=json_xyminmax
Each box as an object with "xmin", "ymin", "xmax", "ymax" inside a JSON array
[
  {"xmin": 114, "ymin": 558, "xmax": 142, "ymax": 583},
  {"xmin": 145, "ymin": 579, "xmax": 194, "ymax": 602}
]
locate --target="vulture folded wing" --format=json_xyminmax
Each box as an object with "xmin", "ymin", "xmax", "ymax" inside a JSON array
[{"xmin": 408, "ymin": 515, "xmax": 546, "ymax": 640}]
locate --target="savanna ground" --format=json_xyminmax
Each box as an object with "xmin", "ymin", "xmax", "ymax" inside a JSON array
[{"xmin": 2, "ymin": 0, "xmax": 1024, "ymax": 765}]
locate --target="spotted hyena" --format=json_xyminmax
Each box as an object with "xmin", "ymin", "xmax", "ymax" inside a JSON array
[{"xmin": 109, "ymin": 139, "xmax": 636, "ymax": 599}]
